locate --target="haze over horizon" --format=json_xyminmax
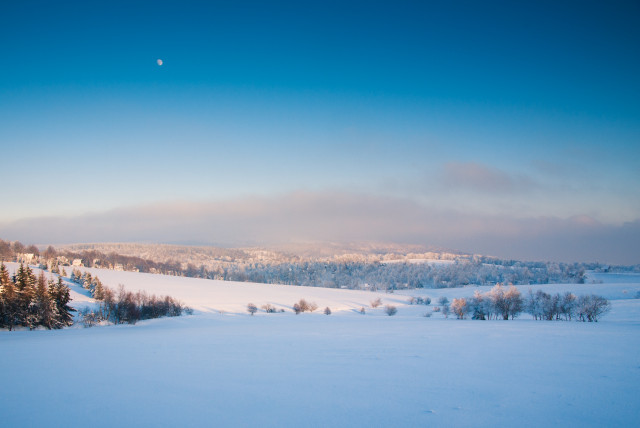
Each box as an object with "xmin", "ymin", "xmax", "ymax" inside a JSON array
[{"xmin": 1, "ymin": 1, "xmax": 639, "ymax": 264}]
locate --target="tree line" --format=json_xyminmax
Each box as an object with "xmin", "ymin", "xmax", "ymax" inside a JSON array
[
  {"xmin": 0, "ymin": 263, "xmax": 75, "ymax": 330},
  {"xmin": 2, "ymin": 238, "xmax": 637, "ymax": 291},
  {"xmin": 71, "ymin": 270, "xmax": 192, "ymax": 326}
]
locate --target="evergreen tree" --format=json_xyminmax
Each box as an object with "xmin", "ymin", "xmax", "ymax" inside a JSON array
[
  {"xmin": 34, "ymin": 272, "xmax": 57, "ymax": 329},
  {"xmin": 93, "ymin": 278, "xmax": 105, "ymax": 300},
  {"xmin": 13, "ymin": 264, "xmax": 36, "ymax": 327},
  {"xmin": 51, "ymin": 277, "xmax": 75, "ymax": 327},
  {"xmin": 0, "ymin": 263, "xmax": 19, "ymax": 330},
  {"xmin": 82, "ymin": 272, "xmax": 93, "ymax": 291},
  {"xmin": 14, "ymin": 264, "xmax": 28, "ymax": 290},
  {"xmin": 0, "ymin": 263, "xmax": 11, "ymax": 290}
]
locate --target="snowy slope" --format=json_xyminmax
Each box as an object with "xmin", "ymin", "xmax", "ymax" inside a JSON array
[
  {"xmin": 25, "ymin": 264, "xmax": 640, "ymax": 318},
  {"xmin": 1, "ymin": 264, "xmax": 639, "ymax": 427}
]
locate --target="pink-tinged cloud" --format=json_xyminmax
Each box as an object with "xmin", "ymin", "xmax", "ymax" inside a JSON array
[
  {"xmin": 0, "ymin": 191, "xmax": 637, "ymax": 264},
  {"xmin": 442, "ymin": 162, "xmax": 537, "ymax": 193}
]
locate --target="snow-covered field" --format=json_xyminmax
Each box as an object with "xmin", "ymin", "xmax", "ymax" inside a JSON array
[{"xmin": 2, "ymin": 264, "xmax": 639, "ymax": 427}]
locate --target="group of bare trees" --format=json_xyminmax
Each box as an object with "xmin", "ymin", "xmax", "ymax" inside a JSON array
[
  {"xmin": 0, "ymin": 264, "xmax": 74, "ymax": 330},
  {"xmin": 78, "ymin": 284, "xmax": 192, "ymax": 326},
  {"xmin": 447, "ymin": 285, "xmax": 610, "ymax": 322},
  {"xmin": 247, "ymin": 301, "xmax": 332, "ymax": 315},
  {"xmin": 524, "ymin": 290, "xmax": 610, "ymax": 322},
  {"xmin": 293, "ymin": 299, "xmax": 319, "ymax": 314}
]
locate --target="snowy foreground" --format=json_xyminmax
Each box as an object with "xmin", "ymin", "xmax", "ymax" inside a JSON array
[{"xmin": 2, "ymin": 265, "xmax": 640, "ymax": 427}]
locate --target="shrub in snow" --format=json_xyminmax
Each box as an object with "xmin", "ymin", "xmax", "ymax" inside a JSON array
[
  {"xmin": 262, "ymin": 304, "xmax": 277, "ymax": 313},
  {"xmin": 371, "ymin": 298, "xmax": 382, "ymax": 308},
  {"xmin": 298, "ymin": 299, "xmax": 310, "ymax": 312},
  {"xmin": 324, "ymin": 307, "xmax": 331, "ymax": 315},
  {"xmin": 292, "ymin": 299, "xmax": 318, "ymax": 314},
  {"xmin": 360, "ymin": 307, "xmax": 366, "ymax": 314},
  {"xmin": 432, "ymin": 306, "xmax": 441, "ymax": 312},
  {"xmin": 247, "ymin": 303, "xmax": 257, "ymax": 316},
  {"xmin": 79, "ymin": 307, "xmax": 102, "ymax": 327},
  {"xmin": 423, "ymin": 312, "xmax": 432, "ymax": 318},
  {"xmin": 438, "ymin": 296, "xmax": 449, "ymax": 306},
  {"xmin": 384, "ymin": 305, "xmax": 397, "ymax": 316},
  {"xmin": 410, "ymin": 296, "xmax": 431, "ymax": 305}
]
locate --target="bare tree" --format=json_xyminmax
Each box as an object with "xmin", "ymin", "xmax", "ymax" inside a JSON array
[
  {"xmin": 247, "ymin": 303, "xmax": 258, "ymax": 316},
  {"xmin": 293, "ymin": 303, "xmax": 302, "ymax": 314},
  {"xmin": 43, "ymin": 246, "xmax": 57, "ymax": 260},
  {"xmin": 441, "ymin": 304, "xmax": 450, "ymax": 318},
  {"xmin": 451, "ymin": 298, "xmax": 468, "ymax": 319},
  {"xmin": 504, "ymin": 285, "xmax": 523, "ymax": 320},
  {"xmin": 262, "ymin": 304, "xmax": 277, "ymax": 313},
  {"xmin": 576, "ymin": 295, "xmax": 610, "ymax": 322},
  {"xmin": 298, "ymin": 299, "xmax": 310, "ymax": 312}
]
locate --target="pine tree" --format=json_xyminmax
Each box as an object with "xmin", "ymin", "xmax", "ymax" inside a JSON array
[
  {"xmin": 0, "ymin": 263, "xmax": 10, "ymax": 287},
  {"xmin": 51, "ymin": 277, "xmax": 75, "ymax": 327},
  {"xmin": 14, "ymin": 263, "xmax": 28, "ymax": 290},
  {"xmin": 0, "ymin": 263, "xmax": 19, "ymax": 330},
  {"xmin": 14, "ymin": 264, "xmax": 36, "ymax": 328},
  {"xmin": 93, "ymin": 278, "xmax": 105, "ymax": 300},
  {"xmin": 34, "ymin": 272, "xmax": 57, "ymax": 329},
  {"xmin": 82, "ymin": 272, "xmax": 93, "ymax": 292}
]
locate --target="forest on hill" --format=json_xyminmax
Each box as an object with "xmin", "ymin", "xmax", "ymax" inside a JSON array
[{"xmin": 1, "ymin": 239, "xmax": 637, "ymax": 291}]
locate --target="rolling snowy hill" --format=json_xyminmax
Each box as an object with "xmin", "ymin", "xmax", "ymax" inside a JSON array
[{"xmin": 1, "ymin": 264, "xmax": 639, "ymax": 427}]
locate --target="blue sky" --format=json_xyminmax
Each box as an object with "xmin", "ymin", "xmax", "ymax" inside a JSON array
[{"xmin": 1, "ymin": 1, "xmax": 639, "ymax": 263}]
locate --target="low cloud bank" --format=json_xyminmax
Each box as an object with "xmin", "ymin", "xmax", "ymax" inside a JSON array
[{"xmin": 1, "ymin": 191, "xmax": 638, "ymax": 264}]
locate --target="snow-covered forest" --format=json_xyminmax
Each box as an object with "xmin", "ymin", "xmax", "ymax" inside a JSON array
[{"xmin": 4, "ymin": 239, "xmax": 633, "ymax": 291}]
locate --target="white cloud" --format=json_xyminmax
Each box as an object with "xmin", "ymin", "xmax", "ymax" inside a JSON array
[
  {"xmin": 441, "ymin": 162, "xmax": 538, "ymax": 194},
  {"xmin": 1, "ymin": 191, "xmax": 638, "ymax": 264}
]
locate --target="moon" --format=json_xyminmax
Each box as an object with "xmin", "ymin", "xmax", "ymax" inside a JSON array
[{"xmin": 157, "ymin": 59, "xmax": 163, "ymax": 66}]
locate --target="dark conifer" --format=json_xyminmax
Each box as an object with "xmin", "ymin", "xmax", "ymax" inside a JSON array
[
  {"xmin": 34, "ymin": 272, "xmax": 57, "ymax": 329},
  {"xmin": 0, "ymin": 263, "xmax": 19, "ymax": 330},
  {"xmin": 51, "ymin": 277, "xmax": 75, "ymax": 327}
]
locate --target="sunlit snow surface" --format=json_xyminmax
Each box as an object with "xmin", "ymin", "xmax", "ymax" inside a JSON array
[{"xmin": 2, "ymin": 264, "xmax": 639, "ymax": 427}]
